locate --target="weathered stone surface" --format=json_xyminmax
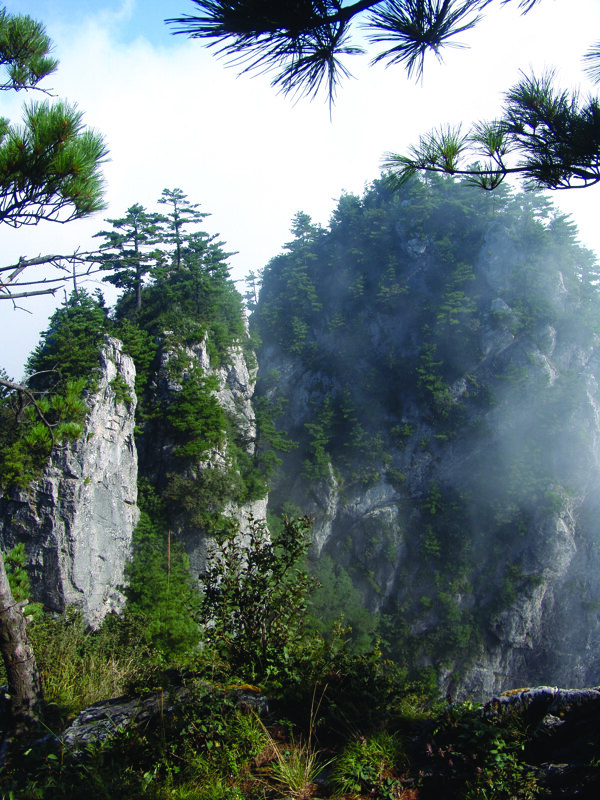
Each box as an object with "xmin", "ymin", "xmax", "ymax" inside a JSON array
[
  {"xmin": 1, "ymin": 325, "xmax": 266, "ymax": 626},
  {"xmin": 58, "ymin": 681, "xmax": 269, "ymax": 752},
  {"xmin": 0, "ymin": 338, "xmax": 138, "ymax": 627},
  {"xmin": 258, "ymin": 222, "xmax": 600, "ymax": 700},
  {"xmin": 412, "ymin": 687, "xmax": 600, "ymax": 799},
  {"xmin": 137, "ymin": 333, "xmax": 266, "ymax": 577}
]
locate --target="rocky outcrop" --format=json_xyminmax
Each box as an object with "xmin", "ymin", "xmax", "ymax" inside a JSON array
[
  {"xmin": 0, "ymin": 338, "xmax": 138, "ymax": 627},
  {"xmin": 413, "ymin": 686, "xmax": 600, "ymax": 799},
  {"xmin": 57, "ymin": 680, "xmax": 269, "ymax": 752},
  {"xmin": 137, "ymin": 334, "xmax": 266, "ymax": 577},
  {"xmin": 1, "ymin": 326, "xmax": 266, "ymax": 624},
  {"xmin": 263, "ymin": 317, "xmax": 600, "ymax": 697},
  {"xmin": 255, "ymin": 180, "xmax": 600, "ymax": 699}
]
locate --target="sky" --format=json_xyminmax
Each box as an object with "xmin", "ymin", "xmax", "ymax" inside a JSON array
[{"xmin": 2, "ymin": 0, "xmax": 600, "ymax": 378}]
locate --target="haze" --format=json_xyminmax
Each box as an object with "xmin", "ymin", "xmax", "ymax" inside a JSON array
[{"xmin": 2, "ymin": 0, "xmax": 600, "ymax": 377}]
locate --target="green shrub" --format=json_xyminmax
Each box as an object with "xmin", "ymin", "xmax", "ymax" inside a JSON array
[
  {"xmin": 332, "ymin": 731, "xmax": 407, "ymax": 796},
  {"xmin": 124, "ymin": 511, "xmax": 201, "ymax": 660},
  {"xmin": 198, "ymin": 515, "xmax": 316, "ymax": 681}
]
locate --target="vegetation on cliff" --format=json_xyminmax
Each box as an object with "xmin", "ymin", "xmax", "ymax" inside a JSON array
[{"xmin": 253, "ymin": 173, "xmax": 600, "ymax": 685}]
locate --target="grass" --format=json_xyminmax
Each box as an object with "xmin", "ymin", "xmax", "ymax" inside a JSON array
[
  {"xmin": 331, "ymin": 730, "xmax": 407, "ymax": 796},
  {"xmin": 0, "ymin": 608, "xmax": 156, "ymax": 727},
  {"xmin": 266, "ymin": 733, "xmax": 330, "ymax": 800},
  {"xmin": 257, "ymin": 689, "xmax": 332, "ymax": 800}
]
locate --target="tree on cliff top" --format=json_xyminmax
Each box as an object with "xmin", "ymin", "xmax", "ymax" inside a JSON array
[
  {"xmin": 95, "ymin": 204, "xmax": 165, "ymax": 310},
  {"xmin": 0, "ymin": 7, "xmax": 107, "ymax": 746}
]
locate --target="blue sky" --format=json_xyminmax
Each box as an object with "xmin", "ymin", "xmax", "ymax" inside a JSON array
[
  {"xmin": 3, "ymin": 0, "xmax": 600, "ymax": 376},
  {"xmin": 8, "ymin": 0, "xmax": 176, "ymax": 46}
]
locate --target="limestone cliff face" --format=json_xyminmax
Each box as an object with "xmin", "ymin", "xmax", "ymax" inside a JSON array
[
  {"xmin": 254, "ymin": 179, "xmax": 600, "ymax": 698},
  {"xmin": 263, "ymin": 320, "xmax": 600, "ymax": 699},
  {"xmin": 136, "ymin": 334, "xmax": 266, "ymax": 577},
  {"xmin": 0, "ymin": 337, "xmax": 139, "ymax": 627},
  {"xmin": 1, "ymin": 327, "xmax": 265, "ymax": 624}
]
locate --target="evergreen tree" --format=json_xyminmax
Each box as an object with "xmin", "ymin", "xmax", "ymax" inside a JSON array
[
  {"xmin": 95, "ymin": 204, "xmax": 165, "ymax": 310},
  {"xmin": 0, "ymin": 8, "xmax": 107, "ymax": 740},
  {"xmin": 26, "ymin": 289, "xmax": 110, "ymax": 387},
  {"xmin": 157, "ymin": 187, "xmax": 209, "ymax": 270},
  {"xmin": 125, "ymin": 511, "xmax": 201, "ymax": 659},
  {"xmin": 243, "ymin": 268, "xmax": 263, "ymax": 312}
]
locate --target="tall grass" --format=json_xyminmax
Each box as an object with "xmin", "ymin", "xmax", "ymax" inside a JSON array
[
  {"xmin": 28, "ymin": 608, "xmax": 154, "ymax": 719},
  {"xmin": 257, "ymin": 688, "xmax": 332, "ymax": 800}
]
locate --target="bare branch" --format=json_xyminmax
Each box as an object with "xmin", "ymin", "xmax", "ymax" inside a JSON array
[{"xmin": 0, "ymin": 249, "xmax": 106, "ymax": 302}]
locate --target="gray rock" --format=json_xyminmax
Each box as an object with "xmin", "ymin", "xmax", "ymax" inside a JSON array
[
  {"xmin": 59, "ymin": 682, "xmax": 269, "ymax": 752},
  {"xmin": 0, "ymin": 338, "xmax": 138, "ymax": 627}
]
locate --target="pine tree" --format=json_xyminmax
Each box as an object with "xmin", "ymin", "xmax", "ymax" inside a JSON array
[
  {"xmin": 157, "ymin": 188, "xmax": 209, "ymax": 270},
  {"xmin": 95, "ymin": 204, "xmax": 165, "ymax": 310},
  {"xmin": 125, "ymin": 502, "xmax": 201, "ymax": 659},
  {"xmin": 0, "ymin": 8, "xmax": 107, "ymax": 741}
]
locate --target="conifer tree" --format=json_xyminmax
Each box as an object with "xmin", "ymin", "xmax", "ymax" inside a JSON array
[
  {"xmin": 95, "ymin": 204, "xmax": 165, "ymax": 310},
  {"xmin": 157, "ymin": 188, "xmax": 209, "ymax": 270},
  {"xmin": 125, "ymin": 512, "xmax": 201, "ymax": 658},
  {"xmin": 0, "ymin": 7, "xmax": 107, "ymax": 742},
  {"xmin": 0, "ymin": 9, "xmax": 106, "ymax": 232}
]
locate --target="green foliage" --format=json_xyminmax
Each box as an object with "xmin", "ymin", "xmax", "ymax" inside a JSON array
[
  {"xmin": 3, "ymin": 543, "xmax": 42, "ymax": 619},
  {"xmin": 110, "ymin": 373, "xmax": 133, "ymax": 406},
  {"xmin": 198, "ymin": 515, "xmax": 316, "ymax": 680},
  {"xmin": 417, "ymin": 341, "xmax": 458, "ymax": 422},
  {"xmin": 113, "ymin": 318, "xmax": 157, "ymax": 395},
  {"xmin": 26, "ymin": 609, "xmax": 153, "ymax": 718},
  {"xmin": 166, "ymin": 370, "xmax": 225, "ymax": 459},
  {"xmin": 389, "ymin": 70, "xmax": 600, "ymax": 191},
  {"xmin": 93, "ymin": 189, "xmax": 258, "ymax": 527},
  {"xmin": 252, "ymin": 395, "xmax": 298, "ymax": 479},
  {"xmin": 125, "ymin": 509, "xmax": 201, "ymax": 660},
  {"xmin": 332, "ymin": 731, "xmax": 406, "ymax": 796},
  {"xmin": 0, "ymin": 96, "xmax": 107, "ymax": 228},
  {"xmin": 424, "ymin": 700, "xmax": 540, "ymax": 800},
  {"xmin": 308, "ymin": 556, "xmax": 378, "ymax": 653},
  {"xmin": 302, "ymin": 395, "xmax": 335, "ymax": 479},
  {"xmin": 158, "ymin": 187, "xmax": 209, "ymax": 270},
  {"xmin": 255, "ymin": 213, "xmax": 323, "ymax": 357},
  {"xmin": 96, "ymin": 203, "xmax": 165, "ymax": 309},
  {"xmin": 0, "ymin": 7, "xmax": 57, "ymax": 90},
  {"xmin": 109, "ymin": 188, "xmax": 245, "ymax": 367},
  {"xmin": 0, "ymin": 376, "xmax": 87, "ymax": 488},
  {"xmin": 163, "ymin": 470, "xmax": 236, "ymax": 531},
  {"xmin": 1, "ymin": 674, "xmax": 271, "ymax": 799},
  {"xmin": 26, "ymin": 289, "xmax": 110, "ymax": 387}
]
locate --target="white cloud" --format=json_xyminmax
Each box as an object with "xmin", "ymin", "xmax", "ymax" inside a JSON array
[{"xmin": 2, "ymin": 0, "xmax": 600, "ymax": 377}]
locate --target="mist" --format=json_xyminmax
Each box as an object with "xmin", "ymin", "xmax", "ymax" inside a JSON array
[{"xmin": 253, "ymin": 174, "xmax": 600, "ymax": 697}]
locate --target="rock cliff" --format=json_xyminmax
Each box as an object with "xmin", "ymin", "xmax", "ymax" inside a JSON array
[
  {"xmin": 136, "ymin": 332, "xmax": 266, "ymax": 577},
  {"xmin": 0, "ymin": 337, "xmax": 138, "ymax": 626},
  {"xmin": 0, "ymin": 325, "xmax": 265, "ymax": 625},
  {"xmin": 254, "ymin": 177, "xmax": 600, "ymax": 697}
]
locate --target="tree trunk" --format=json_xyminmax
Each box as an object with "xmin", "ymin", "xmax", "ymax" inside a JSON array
[{"xmin": 0, "ymin": 552, "xmax": 44, "ymax": 741}]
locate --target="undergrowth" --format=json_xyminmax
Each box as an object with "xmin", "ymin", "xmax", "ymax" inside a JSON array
[{"xmin": 0, "ymin": 516, "xmax": 552, "ymax": 799}]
